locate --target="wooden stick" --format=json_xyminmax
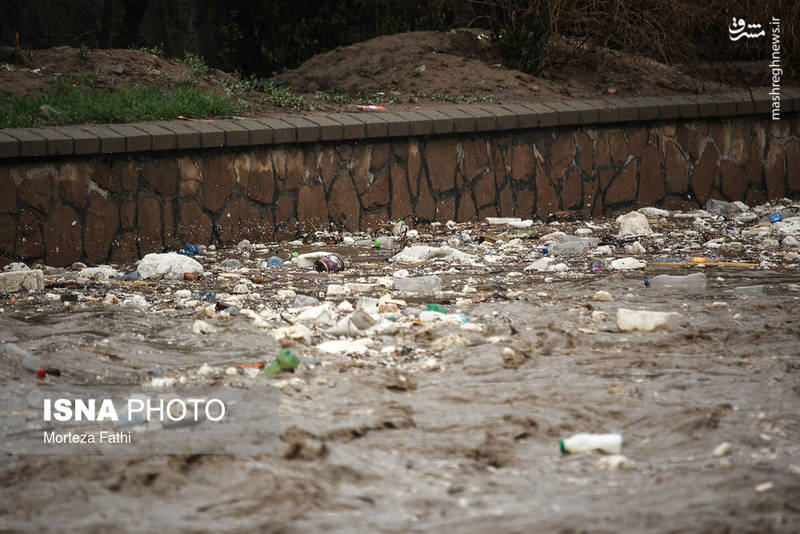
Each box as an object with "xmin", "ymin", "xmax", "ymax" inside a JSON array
[{"xmin": 646, "ymin": 262, "xmax": 759, "ymax": 268}]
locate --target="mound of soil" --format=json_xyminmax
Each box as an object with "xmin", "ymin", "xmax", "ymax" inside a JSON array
[
  {"xmin": 0, "ymin": 29, "xmax": 772, "ymax": 117},
  {"xmin": 275, "ymin": 28, "xmax": 766, "ymax": 111},
  {"xmin": 0, "ymin": 46, "xmax": 234, "ymax": 97}
]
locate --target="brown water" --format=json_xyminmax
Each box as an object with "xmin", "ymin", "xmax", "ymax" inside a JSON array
[{"xmin": 1, "ymin": 222, "xmax": 800, "ymax": 533}]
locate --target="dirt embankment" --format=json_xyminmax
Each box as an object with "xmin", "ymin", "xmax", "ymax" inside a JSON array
[{"xmin": 0, "ymin": 29, "xmax": 771, "ymax": 117}]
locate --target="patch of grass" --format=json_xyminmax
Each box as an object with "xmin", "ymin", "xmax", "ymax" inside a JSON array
[
  {"xmin": 354, "ymin": 88, "xmax": 385, "ymax": 104},
  {"xmin": 138, "ymin": 44, "xmax": 166, "ymax": 58},
  {"xmin": 413, "ymin": 92, "xmax": 494, "ymax": 104},
  {"xmin": 239, "ymin": 78, "xmax": 310, "ymax": 111},
  {"xmin": 315, "ymin": 90, "xmax": 354, "ymax": 105},
  {"xmin": 182, "ymin": 51, "xmax": 208, "ymax": 78},
  {"xmin": 0, "ymin": 77, "xmax": 240, "ymax": 128}
]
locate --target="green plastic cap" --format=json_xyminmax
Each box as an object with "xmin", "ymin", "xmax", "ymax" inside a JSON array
[{"xmin": 559, "ymin": 439, "xmax": 566, "ymax": 453}]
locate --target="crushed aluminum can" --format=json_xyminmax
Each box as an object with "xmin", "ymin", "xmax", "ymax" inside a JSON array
[
  {"xmin": 589, "ymin": 259, "xmax": 605, "ymax": 273},
  {"xmin": 314, "ymin": 253, "xmax": 345, "ymax": 273}
]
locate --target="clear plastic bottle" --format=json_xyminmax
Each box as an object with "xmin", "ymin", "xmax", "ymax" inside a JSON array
[
  {"xmin": 728, "ymin": 284, "xmax": 766, "ymax": 295},
  {"xmin": 1, "ymin": 344, "xmax": 41, "ymax": 372},
  {"xmin": 560, "ymin": 433, "xmax": 622, "ymax": 454},
  {"xmin": 392, "ymin": 275, "xmax": 442, "ymax": 293},
  {"xmin": 644, "ymin": 272, "xmax": 706, "ymax": 290},
  {"xmin": 548, "ymin": 238, "xmax": 599, "ymax": 256}
]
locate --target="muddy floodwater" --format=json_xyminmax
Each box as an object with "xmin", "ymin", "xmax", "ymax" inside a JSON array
[{"xmin": 2, "ymin": 204, "xmax": 800, "ymax": 533}]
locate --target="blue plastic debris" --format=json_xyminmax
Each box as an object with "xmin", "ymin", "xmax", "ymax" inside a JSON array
[{"xmin": 178, "ymin": 243, "xmax": 202, "ymax": 255}]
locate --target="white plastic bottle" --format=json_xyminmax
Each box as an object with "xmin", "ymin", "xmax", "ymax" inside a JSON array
[
  {"xmin": 560, "ymin": 433, "xmax": 622, "ymax": 454},
  {"xmin": 644, "ymin": 272, "xmax": 706, "ymax": 290}
]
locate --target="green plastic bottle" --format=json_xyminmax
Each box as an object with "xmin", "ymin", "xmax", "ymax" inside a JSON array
[
  {"xmin": 426, "ymin": 303, "xmax": 448, "ymax": 314},
  {"xmin": 264, "ymin": 349, "xmax": 300, "ymax": 376}
]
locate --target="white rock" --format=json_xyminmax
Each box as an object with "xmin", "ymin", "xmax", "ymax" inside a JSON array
[
  {"xmin": 508, "ymin": 219, "xmax": 533, "ymax": 229},
  {"xmin": 712, "ymin": 442, "xmax": 732, "ymax": 458},
  {"xmin": 192, "ymin": 320, "xmax": 217, "ymax": 335},
  {"xmin": 175, "ymin": 289, "xmax": 192, "ymax": 299},
  {"xmin": 550, "ymin": 263, "xmax": 568, "ymax": 272},
  {"xmin": 137, "ymin": 253, "xmax": 203, "ymax": 280},
  {"xmin": 785, "ymin": 251, "xmax": 800, "ymax": 262},
  {"xmin": 45, "ymin": 292, "xmax": 60, "ymax": 301},
  {"xmin": 617, "ymin": 308, "xmax": 680, "ymax": 332},
  {"xmin": 575, "ymin": 228, "xmax": 593, "ymax": 236},
  {"xmin": 0, "ymin": 270, "xmax": 44, "ymax": 292},
  {"xmin": 609, "ymin": 257, "xmax": 646, "ymax": 270},
  {"xmin": 617, "ymin": 211, "xmax": 653, "ymax": 237},
  {"xmin": 593, "ymin": 290, "xmax": 613, "ymax": 302},
  {"xmin": 224, "ymin": 366, "xmax": 238, "ymax": 376},
  {"xmin": 631, "ymin": 241, "xmax": 646, "ymax": 255},
  {"xmin": 591, "ymin": 311, "xmax": 609, "ymax": 322}
]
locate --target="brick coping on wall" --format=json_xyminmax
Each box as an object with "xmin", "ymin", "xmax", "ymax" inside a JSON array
[{"xmin": 1, "ymin": 88, "xmax": 797, "ymax": 159}]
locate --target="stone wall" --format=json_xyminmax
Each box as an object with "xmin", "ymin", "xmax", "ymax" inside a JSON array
[{"xmin": 1, "ymin": 93, "xmax": 799, "ymax": 267}]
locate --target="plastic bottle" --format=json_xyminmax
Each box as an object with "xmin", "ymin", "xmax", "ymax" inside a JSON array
[
  {"xmin": 728, "ymin": 284, "xmax": 766, "ymax": 295},
  {"xmin": 548, "ymin": 238, "xmax": 599, "ymax": 256},
  {"xmin": 0, "ymin": 344, "xmax": 41, "ymax": 372},
  {"xmin": 644, "ymin": 272, "xmax": 706, "ymax": 290},
  {"xmin": 265, "ymin": 256, "xmax": 283, "ymax": 268},
  {"xmin": 0, "ymin": 344, "xmax": 60, "ymax": 376},
  {"xmin": 392, "ymin": 275, "xmax": 442, "ymax": 293},
  {"xmin": 264, "ymin": 349, "xmax": 300, "ymax": 376},
  {"xmin": 560, "ymin": 433, "xmax": 622, "ymax": 454}
]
